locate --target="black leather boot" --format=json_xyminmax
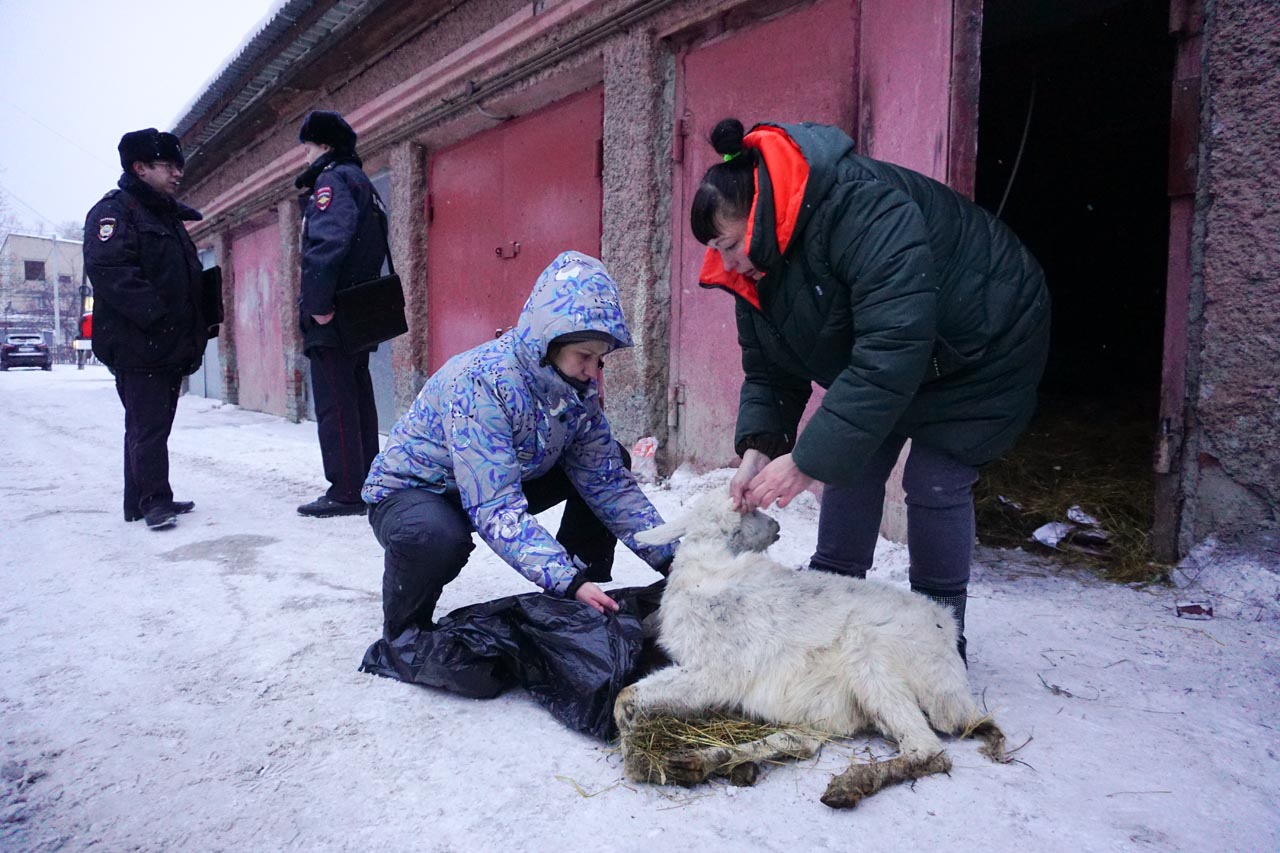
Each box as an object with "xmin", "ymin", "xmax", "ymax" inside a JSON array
[{"xmin": 915, "ymin": 588, "xmax": 968, "ymax": 666}]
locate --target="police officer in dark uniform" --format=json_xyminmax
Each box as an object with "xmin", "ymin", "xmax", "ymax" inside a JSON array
[
  {"xmin": 83, "ymin": 129, "xmax": 209, "ymax": 530},
  {"xmin": 294, "ymin": 111, "xmax": 387, "ymax": 517}
]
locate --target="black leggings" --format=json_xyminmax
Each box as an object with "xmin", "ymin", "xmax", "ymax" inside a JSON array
[{"xmin": 808, "ymin": 434, "xmax": 977, "ymax": 597}]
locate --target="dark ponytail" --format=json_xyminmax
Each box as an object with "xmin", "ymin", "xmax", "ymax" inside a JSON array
[{"xmin": 690, "ymin": 118, "xmax": 757, "ymax": 245}]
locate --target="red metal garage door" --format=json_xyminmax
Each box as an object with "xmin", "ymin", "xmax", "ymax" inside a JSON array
[
  {"xmin": 669, "ymin": 0, "xmax": 959, "ymax": 473},
  {"xmin": 668, "ymin": 0, "xmax": 859, "ymax": 470},
  {"xmin": 426, "ymin": 87, "xmax": 604, "ymax": 371},
  {"xmin": 231, "ymin": 220, "xmax": 287, "ymax": 417}
]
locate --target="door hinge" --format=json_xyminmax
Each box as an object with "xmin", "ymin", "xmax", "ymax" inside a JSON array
[
  {"xmin": 667, "ymin": 382, "xmax": 686, "ymax": 428},
  {"xmin": 672, "ymin": 117, "xmax": 690, "ymax": 164},
  {"xmin": 1154, "ymin": 416, "xmax": 1181, "ymax": 474}
]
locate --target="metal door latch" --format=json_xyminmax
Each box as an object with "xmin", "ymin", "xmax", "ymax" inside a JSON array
[
  {"xmin": 667, "ymin": 383, "xmax": 686, "ymax": 428},
  {"xmin": 495, "ymin": 241, "xmax": 521, "ymax": 260}
]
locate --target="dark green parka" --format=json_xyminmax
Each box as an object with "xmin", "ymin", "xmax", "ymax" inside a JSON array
[{"xmin": 699, "ymin": 122, "xmax": 1050, "ymax": 484}]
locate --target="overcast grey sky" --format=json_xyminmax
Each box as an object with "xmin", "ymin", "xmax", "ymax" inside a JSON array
[{"xmin": 0, "ymin": 0, "xmax": 279, "ymax": 234}]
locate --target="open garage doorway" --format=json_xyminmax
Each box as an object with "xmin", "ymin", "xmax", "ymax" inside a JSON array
[{"xmin": 973, "ymin": 0, "xmax": 1176, "ymax": 577}]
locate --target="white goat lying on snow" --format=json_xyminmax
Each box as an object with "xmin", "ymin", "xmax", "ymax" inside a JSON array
[{"xmin": 617, "ymin": 492, "xmax": 1006, "ymax": 808}]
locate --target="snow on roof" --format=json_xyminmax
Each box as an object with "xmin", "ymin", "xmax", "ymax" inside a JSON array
[
  {"xmin": 1, "ymin": 232, "xmax": 84, "ymax": 255},
  {"xmin": 2, "ymin": 231, "xmax": 82, "ymax": 243},
  {"xmin": 170, "ymin": 0, "xmax": 384, "ymax": 155},
  {"xmin": 168, "ymin": 0, "xmax": 308, "ymax": 135}
]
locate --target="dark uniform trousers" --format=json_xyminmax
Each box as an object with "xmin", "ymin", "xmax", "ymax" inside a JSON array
[
  {"xmin": 309, "ymin": 344, "xmax": 380, "ymax": 503},
  {"xmin": 115, "ymin": 370, "xmax": 183, "ymax": 516},
  {"xmin": 370, "ymin": 443, "xmax": 632, "ymax": 640}
]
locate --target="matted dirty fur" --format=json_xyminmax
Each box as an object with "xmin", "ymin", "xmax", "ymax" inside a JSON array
[{"xmin": 616, "ymin": 493, "xmax": 1008, "ymax": 808}]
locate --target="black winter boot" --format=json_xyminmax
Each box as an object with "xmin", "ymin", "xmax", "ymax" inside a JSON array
[
  {"xmin": 916, "ymin": 589, "xmax": 968, "ymax": 666},
  {"xmin": 298, "ymin": 495, "xmax": 367, "ymax": 517},
  {"xmin": 144, "ymin": 504, "xmax": 178, "ymax": 530},
  {"xmin": 126, "ymin": 499, "xmax": 194, "ymax": 522}
]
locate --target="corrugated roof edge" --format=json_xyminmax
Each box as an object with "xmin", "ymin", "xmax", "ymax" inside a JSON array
[
  {"xmin": 172, "ymin": 0, "xmax": 389, "ymax": 163},
  {"xmin": 170, "ymin": 0, "xmax": 312, "ymax": 137}
]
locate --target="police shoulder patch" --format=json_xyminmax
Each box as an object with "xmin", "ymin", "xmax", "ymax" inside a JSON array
[
  {"xmin": 97, "ymin": 218, "xmax": 117, "ymax": 242},
  {"xmin": 314, "ymin": 187, "xmax": 333, "ymax": 211}
]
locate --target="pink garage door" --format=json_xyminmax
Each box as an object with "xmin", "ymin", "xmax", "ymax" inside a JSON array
[
  {"xmin": 426, "ymin": 88, "xmax": 603, "ymax": 372},
  {"xmin": 858, "ymin": 0, "xmax": 956, "ymax": 178},
  {"xmin": 668, "ymin": 0, "xmax": 859, "ymax": 470},
  {"xmin": 231, "ymin": 220, "xmax": 287, "ymax": 416}
]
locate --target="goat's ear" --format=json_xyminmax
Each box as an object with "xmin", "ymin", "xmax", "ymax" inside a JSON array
[{"xmin": 636, "ymin": 519, "xmax": 687, "ymax": 546}]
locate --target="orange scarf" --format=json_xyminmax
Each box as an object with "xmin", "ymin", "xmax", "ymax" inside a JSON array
[{"xmin": 698, "ymin": 125, "xmax": 811, "ymax": 309}]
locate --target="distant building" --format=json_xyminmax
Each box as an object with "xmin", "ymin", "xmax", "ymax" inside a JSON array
[{"xmin": 0, "ymin": 232, "xmax": 85, "ymax": 354}]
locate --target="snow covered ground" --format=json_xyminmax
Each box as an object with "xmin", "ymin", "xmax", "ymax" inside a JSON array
[{"xmin": 2, "ymin": 365, "xmax": 1278, "ymax": 852}]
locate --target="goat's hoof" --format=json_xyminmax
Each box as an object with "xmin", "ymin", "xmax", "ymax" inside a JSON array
[
  {"xmin": 970, "ymin": 720, "xmax": 1009, "ymax": 763},
  {"xmin": 820, "ymin": 787, "xmax": 864, "ymax": 809},
  {"xmin": 613, "ymin": 685, "xmax": 640, "ymax": 733},
  {"xmin": 725, "ymin": 761, "xmax": 760, "ymax": 787},
  {"xmin": 820, "ymin": 766, "xmax": 876, "ymax": 809},
  {"xmin": 662, "ymin": 749, "xmax": 716, "ymax": 785},
  {"xmin": 621, "ymin": 749, "xmax": 663, "ymax": 784},
  {"xmin": 820, "ymin": 751, "xmax": 954, "ymax": 809}
]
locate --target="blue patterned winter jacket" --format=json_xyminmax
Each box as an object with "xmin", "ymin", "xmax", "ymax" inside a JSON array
[{"xmin": 363, "ymin": 251, "xmax": 675, "ymax": 595}]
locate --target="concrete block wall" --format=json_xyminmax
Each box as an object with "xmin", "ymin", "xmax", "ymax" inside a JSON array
[
  {"xmin": 1182, "ymin": 0, "xmax": 1280, "ymax": 547},
  {"xmin": 278, "ymin": 201, "xmax": 308, "ymax": 424}
]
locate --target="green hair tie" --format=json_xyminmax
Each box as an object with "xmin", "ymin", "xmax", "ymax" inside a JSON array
[{"xmin": 722, "ymin": 151, "xmax": 742, "ymax": 163}]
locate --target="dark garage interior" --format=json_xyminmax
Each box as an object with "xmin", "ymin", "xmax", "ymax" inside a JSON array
[{"xmin": 973, "ymin": 0, "xmax": 1175, "ymax": 577}]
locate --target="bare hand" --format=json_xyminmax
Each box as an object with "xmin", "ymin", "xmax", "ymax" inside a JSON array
[
  {"xmin": 312, "ymin": 312, "xmax": 334, "ymax": 325},
  {"xmin": 574, "ymin": 581, "xmax": 619, "ymax": 614},
  {"xmin": 731, "ymin": 448, "xmax": 771, "ymax": 511},
  {"xmin": 746, "ymin": 453, "xmax": 815, "ymax": 510}
]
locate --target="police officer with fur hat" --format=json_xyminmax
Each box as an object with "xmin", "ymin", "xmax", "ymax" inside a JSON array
[
  {"xmin": 294, "ymin": 110, "xmax": 389, "ymax": 517},
  {"xmin": 82, "ymin": 128, "xmax": 210, "ymax": 530}
]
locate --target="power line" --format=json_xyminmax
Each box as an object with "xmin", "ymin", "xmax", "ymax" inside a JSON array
[
  {"xmin": 0, "ymin": 178, "xmax": 57, "ymax": 228},
  {"xmin": 0, "ymin": 97, "xmax": 117, "ymax": 169}
]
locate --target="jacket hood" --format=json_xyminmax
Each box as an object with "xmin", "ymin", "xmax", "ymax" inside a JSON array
[
  {"xmin": 752, "ymin": 121, "xmax": 854, "ymax": 254},
  {"xmin": 698, "ymin": 122, "xmax": 854, "ymax": 304},
  {"xmin": 514, "ymin": 251, "xmax": 633, "ymax": 361}
]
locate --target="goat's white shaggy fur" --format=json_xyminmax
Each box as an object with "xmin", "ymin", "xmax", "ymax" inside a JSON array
[{"xmin": 616, "ymin": 493, "xmax": 1004, "ymax": 805}]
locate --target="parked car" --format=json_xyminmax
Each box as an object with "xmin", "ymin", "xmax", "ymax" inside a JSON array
[{"xmin": 1, "ymin": 334, "xmax": 53, "ymax": 371}]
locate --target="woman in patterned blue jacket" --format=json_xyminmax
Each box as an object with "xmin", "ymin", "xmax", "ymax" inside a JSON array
[{"xmin": 364, "ymin": 251, "xmax": 675, "ymax": 639}]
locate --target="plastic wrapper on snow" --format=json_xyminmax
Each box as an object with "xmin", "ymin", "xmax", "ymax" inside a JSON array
[
  {"xmin": 1169, "ymin": 533, "xmax": 1280, "ymax": 622},
  {"xmin": 1031, "ymin": 521, "xmax": 1075, "ymax": 548},
  {"xmin": 360, "ymin": 582, "xmax": 667, "ymax": 739},
  {"xmin": 630, "ymin": 436, "xmax": 659, "ymax": 484}
]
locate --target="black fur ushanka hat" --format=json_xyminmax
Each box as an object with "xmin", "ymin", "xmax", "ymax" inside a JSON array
[
  {"xmin": 298, "ymin": 111, "xmax": 358, "ymax": 153},
  {"xmin": 118, "ymin": 128, "xmax": 185, "ymax": 171}
]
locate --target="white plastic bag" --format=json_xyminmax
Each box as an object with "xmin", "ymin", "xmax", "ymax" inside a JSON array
[{"xmin": 631, "ymin": 436, "xmax": 659, "ymax": 484}]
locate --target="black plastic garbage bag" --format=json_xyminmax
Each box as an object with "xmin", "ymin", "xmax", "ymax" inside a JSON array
[{"xmin": 360, "ymin": 582, "xmax": 667, "ymax": 740}]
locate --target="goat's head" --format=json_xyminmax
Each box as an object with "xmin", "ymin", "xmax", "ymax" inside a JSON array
[{"xmin": 636, "ymin": 492, "xmax": 781, "ymax": 555}]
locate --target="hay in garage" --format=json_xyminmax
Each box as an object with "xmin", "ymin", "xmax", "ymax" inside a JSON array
[{"xmin": 974, "ymin": 394, "xmax": 1165, "ymax": 583}]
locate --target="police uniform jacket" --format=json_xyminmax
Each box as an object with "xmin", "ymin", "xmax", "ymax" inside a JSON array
[
  {"xmin": 298, "ymin": 156, "xmax": 388, "ymax": 352},
  {"xmin": 83, "ymin": 174, "xmax": 207, "ymax": 374}
]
